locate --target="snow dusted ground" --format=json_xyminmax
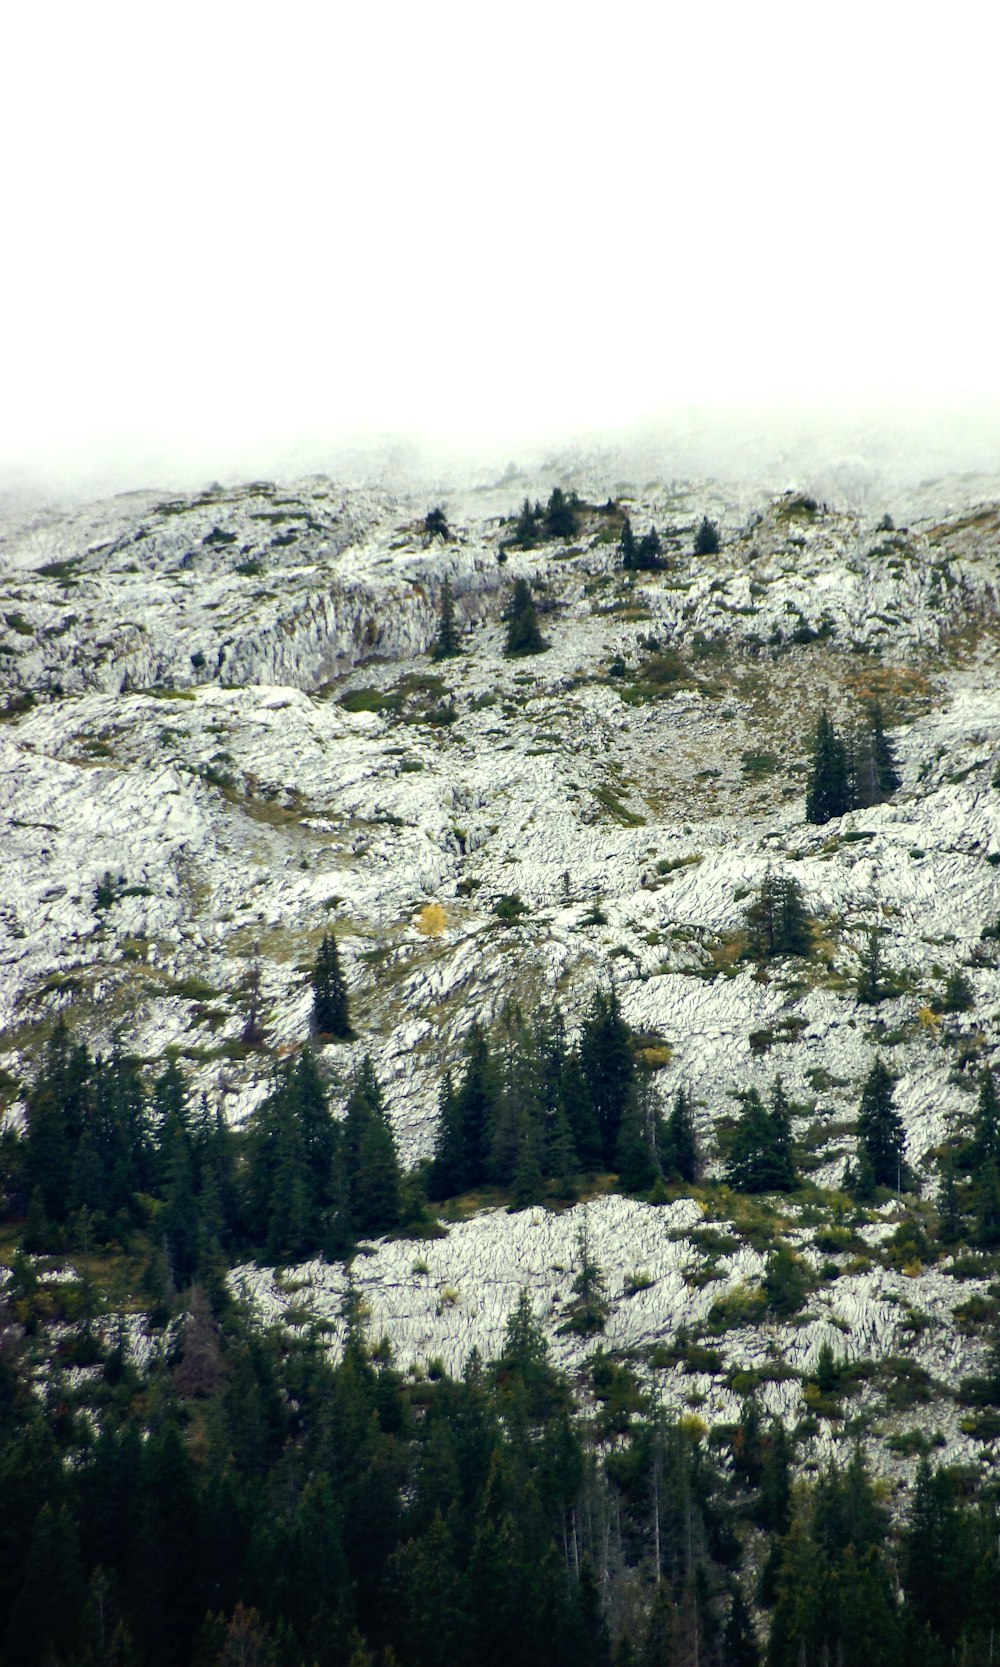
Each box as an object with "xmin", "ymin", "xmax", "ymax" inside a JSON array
[{"xmin": 3, "ymin": 467, "xmax": 1000, "ymax": 1477}]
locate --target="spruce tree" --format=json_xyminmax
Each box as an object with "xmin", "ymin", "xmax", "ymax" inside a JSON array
[
  {"xmin": 423, "ymin": 505, "xmax": 450, "ymax": 540},
  {"xmin": 693, "ymin": 516, "xmax": 720, "ymax": 555},
  {"xmin": 665, "ymin": 1086, "xmax": 699, "ymax": 1182},
  {"xmin": 856, "ymin": 926, "xmax": 886, "ymax": 1006},
  {"xmin": 726, "ymin": 1085, "xmax": 795, "ymax": 1192},
  {"xmin": 503, "ymin": 578, "xmax": 546, "ymax": 657},
  {"xmin": 805, "ymin": 710, "xmax": 850, "ymax": 824},
  {"xmin": 563, "ymin": 1216, "xmax": 609, "ymax": 1335},
  {"xmin": 745, "ymin": 869, "xmax": 810, "ymax": 960},
  {"xmin": 543, "ymin": 485, "xmax": 577, "ymax": 541},
  {"xmin": 579, "ymin": 988, "xmax": 636, "ymax": 1167},
  {"xmin": 430, "ymin": 577, "xmax": 461, "ymax": 660},
  {"xmin": 614, "ymin": 1081, "xmax": 658, "ymax": 1191},
  {"xmin": 869, "ymin": 699, "xmax": 900, "ymax": 797},
  {"xmin": 619, "ymin": 516, "xmax": 637, "ymax": 569},
  {"xmin": 972, "ymin": 1065, "xmax": 1000, "ymax": 1165},
  {"xmin": 343, "ymin": 1057, "xmax": 402, "ymax": 1238},
  {"xmin": 856, "ymin": 1056, "xmax": 905, "ymax": 1188},
  {"xmin": 311, "ymin": 932, "xmax": 353, "ymax": 1040},
  {"xmin": 511, "ymin": 497, "xmax": 539, "ymax": 549},
  {"xmin": 636, "ymin": 526, "xmax": 663, "ymax": 568}
]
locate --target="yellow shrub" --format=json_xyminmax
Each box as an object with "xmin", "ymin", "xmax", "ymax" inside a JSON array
[{"xmin": 416, "ymin": 903, "xmax": 447, "ymax": 936}]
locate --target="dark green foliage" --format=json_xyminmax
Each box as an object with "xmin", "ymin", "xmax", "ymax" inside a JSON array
[
  {"xmin": 805, "ymin": 710, "xmax": 850, "ymax": 824},
  {"xmin": 430, "ymin": 577, "xmax": 461, "ymax": 660},
  {"xmin": 614, "ymin": 1078, "xmax": 660, "ymax": 1192},
  {"xmin": 342, "ymin": 1057, "xmax": 403, "ymax": 1238},
  {"xmin": 429, "ymin": 1023, "xmax": 500, "ymax": 1199},
  {"xmin": 618, "ymin": 517, "xmax": 637, "ymax": 568},
  {"xmin": 940, "ymin": 966, "xmax": 974, "ymax": 1012},
  {"xmin": 662, "ymin": 1086, "xmax": 699, "ymax": 1183},
  {"xmin": 560, "ymin": 1217, "xmax": 609, "ymax": 1335},
  {"xmin": 768, "ymin": 1452, "xmax": 902, "ymax": 1667},
  {"xmin": 424, "ymin": 505, "xmax": 450, "ymax": 540},
  {"xmin": 311, "ymin": 932, "xmax": 353, "ymax": 1040},
  {"xmin": 544, "ymin": 485, "xmax": 578, "ymax": 541},
  {"xmin": 808, "ymin": 705, "xmax": 899, "ymax": 824},
  {"xmin": 856, "ymin": 1056, "xmax": 904, "ymax": 1189},
  {"xmin": 694, "ymin": 516, "xmax": 720, "ymax": 555},
  {"xmin": 509, "ymin": 497, "xmax": 541, "ymax": 550},
  {"xmin": 745, "ymin": 870, "xmax": 812, "ymax": 960},
  {"xmin": 868, "ymin": 699, "xmax": 900, "ymax": 797},
  {"xmin": 3, "ymin": 1251, "xmax": 1000, "ymax": 1667},
  {"xmin": 622, "ymin": 520, "xmax": 663, "ymax": 570},
  {"xmin": 972, "ymin": 1065, "xmax": 1000, "ymax": 1166},
  {"xmin": 503, "ymin": 578, "xmax": 546, "ymax": 657},
  {"xmin": 856, "ymin": 927, "xmax": 886, "ymax": 1006},
  {"xmin": 579, "ymin": 988, "xmax": 637, "ymax": 1169},
  {"xmin": 725, "ymin": 1081, "xmax": 796, "ymax": 1193}
]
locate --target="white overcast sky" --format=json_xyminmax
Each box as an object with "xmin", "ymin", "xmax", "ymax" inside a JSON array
[{"xmin": 2, "ymin": 1, "xmax": 998, "ymax": 485}]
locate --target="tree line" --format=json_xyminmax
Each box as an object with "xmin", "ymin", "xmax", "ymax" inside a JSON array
[{"xmin": 3, "ymin": 1266, "xmax": 1000, "ymax": 1667}]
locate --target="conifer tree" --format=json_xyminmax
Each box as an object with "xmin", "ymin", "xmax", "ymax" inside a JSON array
[
  {"xmin": 972, "ymin": 1065, "xmax": 1000, "ymax": 1166},
  {"xmin": 503, "ymin": 578, "xmax": 546, "ymax": 657},
  {"xmin": 343, "ymin": 1056, "xmax": 402, "ymax": 1238},
  {"xmin": 430, "ymin": 577, "xmax": 461, "ymax": 660},
  {"xmin": 614, "ymin": 1079, "xmax": 659, "ymax": 1192},
  {"xmin": 579, "ymin": 988, "xmax": 636, "ymax": 1168},
  {"xmin": 745, "ymin": 870, "xmax": 812, "ymax": 961},
  {"xmin": 423, "ymin": 505, "xmax": 450, "ymax": 540},
  {"xmin": 619, "ymin": 516, "xmax": 637, "ymax": 569},
  {"xmin": 869, "ymin": 698, "xmax": 900, "ymax": 797},
  {"xmin": 726, "ymin": 1085, "xmax": 796, "ymax": 1192},
  {"xmin": 693, "ymin": 517, "xmax": 720, "ymax": 555},
  {"xmin": 856, "ymin": 1056, "xmax": 904, "ymax": 1188},
  {"xmin": 636, "ymin": 526, "xmax": 663, "ymax": 568},
  {"xmin": 805, "ymin": 710, "xmax": 850, "ymax": 824},
  {"xmin": 563, "ymin": 1215, "xmax": 609, "ymax": 1335},
  {"xmin": 511, "ymin": 497, "xmax": 539, "ymax": 549},
  {"xmin": 665, "ymin": 1086, "xmax": 699, "ymax": 1182},
  {"xmin": 544, "ymin": 485, "xmax": 577, "ymax": 541},
  {"xmin": 856, "ymin": 926, "xmax": 886, "ymax": 1005},
  {"xmin": 560, "ymin": 1046, "xmax": 602, "ymax": 1172},
  {"xmin": 311, "ymin": 932, "xmax": 353, "ymax": 1040}
]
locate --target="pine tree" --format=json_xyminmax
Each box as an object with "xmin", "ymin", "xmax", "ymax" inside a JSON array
[
  {"xmin": 343, "ymin": 1056, "xmax": 402, "ymax": 1237},
  {"xmin": 776, "ymin": 873, "xmax": 812, "ymax": 956},
  {"xmin": 511, "ymin": 497, "xmax": 539, "ymax": 549},
  {"xmin": 856, "ymin": 1056, "xmax": 904, "ymax": 1188},
  {"xmin": 805, "ymin": 710, "xmax": 851, "ymax": 824},
  {"xmin": 665, "ymin": 1086, "xmax": 699, "ymax": 1182},
  {"xmin": 693, "ymin": 517, "xmax": 720, "ymax": 555},
  {"xmin": 726, "ymin": 1086, "xmax": 796, "ymax": 1192},
  {"xmin": 972, "ymin": 1065, "xmax": 1000, "ymax": 1165},
  {"xmin": 544, "ymin": 485, "xmax": 577, "ymax": 541},
  {"xmin": 424, "ymin": 505, "xmax": 450, "ymax": 540},
  {"xmin": 562, "ymin": 1216, "xmax": 608, "ymax": 1335},
  {"xmin": 560, "ymin": 1047, "xmax": 602, "ymax": 1172},
  {"xmin": 619, "ymin": 517, "xmax": 637, "ymax": 569},
  {"xmin": 745, "ymin": 870, "xmax": 811, "ymax": 960},
  {"xmin": 430, "ymin": 577, "xmax": 461, "ymax": 660},
  {"xmin": 614, "ymin": 1081, "xmax": 658, "ymax": 1192},
  {"xmin": 856, "ymin": 926, "xmax": 886, "ymax": 1005},
  {"xmin": 579, "ymin": 988, "xmax": 636, "ymax": 1168},
  {"xmin": 503, "ymin": 578, "xmax": 546, "ymax": 657},
  {"xmin": 869, "ymin": 699, "xmax": 900, "ymax": 797},
  {"xmin": 636, "ymin": 526, "xmax": 663, "ymax": 568},
  {"xmin": 311, "ymin": 932, "xmax": 353, "ymax": 1040}
]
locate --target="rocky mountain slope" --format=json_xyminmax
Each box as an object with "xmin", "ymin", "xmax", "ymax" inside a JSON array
[{"xmin": 3, "ymin": 463, "xmax": 1000, "ymax": 1490}]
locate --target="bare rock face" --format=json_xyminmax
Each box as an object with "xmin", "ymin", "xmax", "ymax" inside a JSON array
[{"xmin": 3, "ymin": 464, "xmax": 1000, "ymax": 1480}]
